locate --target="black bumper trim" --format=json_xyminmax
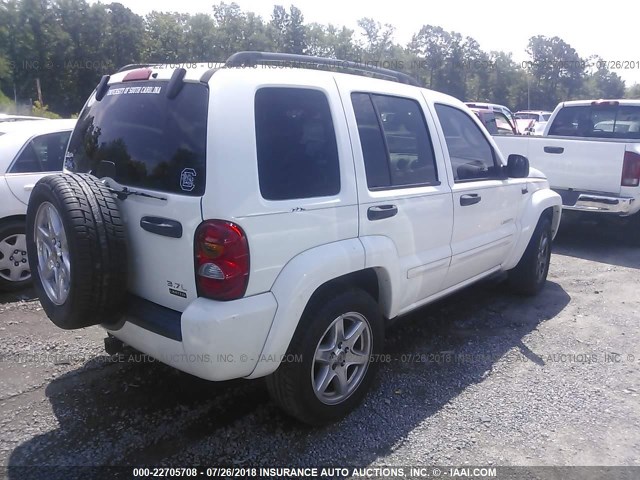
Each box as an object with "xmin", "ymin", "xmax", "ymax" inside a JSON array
[{"xmin": 105, "ymin": 295, "xmax": 183, "ymax": 341}]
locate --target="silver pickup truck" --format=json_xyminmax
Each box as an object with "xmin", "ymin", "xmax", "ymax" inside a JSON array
[{"xmin": 494, "ymin": 100, "xmax": 640, "ymax": 226}]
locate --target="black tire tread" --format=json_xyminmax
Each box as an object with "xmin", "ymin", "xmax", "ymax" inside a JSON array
[
  {"xmin": 507, "ymin": 212, "xmax": 552, "ymax": 296},
  {"xmin": 266, "ymin": 288, "xmax": 383, "ymax": 425},
  {"xmin": 26, "ymin": 173, "xmax": 127, "ymax": 329}
]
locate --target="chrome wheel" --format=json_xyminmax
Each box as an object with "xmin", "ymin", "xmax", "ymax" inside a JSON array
[
  {"xmin": 34, "ymin": 202, "xmax": 70, "ymax": 305},
  {"xmin": 312, "ymin": 312, "xmax": 372, "ymax": 405},
  {"xmin": 536, "ymin": 231, "xmax": 550, "ymax": 283},
  {"xmin": 0, "ymin": 233, "xmax": 30, "ymax": 283}
]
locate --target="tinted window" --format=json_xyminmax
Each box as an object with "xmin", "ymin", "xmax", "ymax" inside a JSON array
[
  {"xmin": 10, "ymin": 131, "xmax": 71, "ymax": 173},
  {"xmin": 352, "ymin": 93, "xmax": 438, "ymax": 189},
  {"xmin": 255, "ymin": 88, "xmax": 340, "ymax": 200},
  {"xmin": 67, "ymin": 81, "xmax": 208, "ymax": 196},
  {"xmin": 435, "ymin": 104, "xmax": 499, "ymax": 182},
  {"xmin": 548, "ymin": 105, "xmax": 640, "ymax": 139}
]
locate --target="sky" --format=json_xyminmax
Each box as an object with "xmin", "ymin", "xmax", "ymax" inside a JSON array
[{"xmin": 111, "ymin": 0, "xmax": 640, "ymax": 86}]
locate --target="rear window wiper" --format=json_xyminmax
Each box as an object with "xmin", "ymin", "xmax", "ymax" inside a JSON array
[{"xmin": 104, "ymin": 183, "xmax": 167, "ymax": 202}]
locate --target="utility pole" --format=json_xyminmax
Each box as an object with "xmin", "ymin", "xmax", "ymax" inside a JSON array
[{"xmin": 36, "ymin": 78, "xmax": 43, "ymax": 106}]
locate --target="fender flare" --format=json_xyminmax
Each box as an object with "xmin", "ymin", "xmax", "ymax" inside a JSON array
[
  {"xmin": 503, "ymin": 188, "xmax": 562, "ymax": 271},
  {"xmin": 247, "ymin": 238, "xmax": 366, "ymax": 379}
]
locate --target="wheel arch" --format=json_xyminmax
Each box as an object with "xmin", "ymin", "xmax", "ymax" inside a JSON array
[
  {"xmin": 247, "ymin": 239, "xmax": 394, "ymax": 379},
  {"xmin": 503, "ymin": 188, "xmax": 561, "ymax": 271},
  {"xmin": 0, "ymin": 214, "xmax": 27, "ymax": 228}
]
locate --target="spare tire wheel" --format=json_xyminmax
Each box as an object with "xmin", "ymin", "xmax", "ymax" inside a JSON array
[{"xmin": 26, "ymin": 173, "xmax": 128, "ymax": 329}]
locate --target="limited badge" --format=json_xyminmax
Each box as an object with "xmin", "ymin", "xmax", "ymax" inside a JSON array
[{"xmin": 180, "ymin": 168, "xmax": 196, "ymax": 192}]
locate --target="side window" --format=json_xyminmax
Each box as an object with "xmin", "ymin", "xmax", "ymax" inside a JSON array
[
  {"xmin": 255, "ymin": 87, "xmax": 340, "ymax": 200},
  {"xmin": 434, "ymin": 104, "xmax": 499, "ymax": 182},
  {"xmin": 9, "ymin": 132, "xmax": 70, "ymax": 173},
  {"xmin": 351, "ymin": 92, "xmax": 438, "ymax": 189}
]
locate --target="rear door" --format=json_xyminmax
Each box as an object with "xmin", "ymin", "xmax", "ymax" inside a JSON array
[
  {"xmin": 337, "ymin": 77, "xmax": 454, "ymax": 315},
  {"xmin": 66, "ymin": 80, "xmax": 208, "ymax": 311},
  {"xmin": 433, "ymin": 103, "xmax": 524, "ymax": 289}
]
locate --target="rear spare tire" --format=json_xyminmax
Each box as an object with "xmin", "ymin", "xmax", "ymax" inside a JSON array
[{"xmin": 26, "ymin": 173, "xmax": 127, "ymax": 329}]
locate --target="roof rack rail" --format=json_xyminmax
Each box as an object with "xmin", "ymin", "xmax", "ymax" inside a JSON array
[
  {"xmin": 225, "ymin": 51, "xmax": 420, "ymax": 86},
  {"xmin": 117, "ymin": 63, "xmax": 158, "ymax": 73}
]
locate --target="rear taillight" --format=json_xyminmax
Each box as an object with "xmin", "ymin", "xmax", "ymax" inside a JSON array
[
  {"xmin": 195, "ymin": 220, "xmax": 249, "ymax": 301},
  {"xmin": 621, "ymin": 151, "xmax": 640, "ymax": 187}
]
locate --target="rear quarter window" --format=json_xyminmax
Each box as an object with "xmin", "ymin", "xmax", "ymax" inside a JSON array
[{"xmin": 255, "ymin": 87, "xmax": 340, "ymax": 200}]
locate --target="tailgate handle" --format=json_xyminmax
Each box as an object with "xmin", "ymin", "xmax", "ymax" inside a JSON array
[
  {"xmin": 460, "ymin": 194, "xmax": 481, "ymax": 206},
  {"xmin": 544, "ymin": 146, "xmax": 564, "ymax": 154},
  {"xmin": 140, "ymin": 216, "xmax": 183, "ymax": 238},
  {"xmin": 367, "ymin": 205, "xmax": 398, "ymax": 221}
]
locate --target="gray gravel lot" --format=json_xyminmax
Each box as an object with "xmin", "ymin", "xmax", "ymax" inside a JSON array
[{"xmin": 0, "ymin": 214, "xmax": 639, "ymax": 478}]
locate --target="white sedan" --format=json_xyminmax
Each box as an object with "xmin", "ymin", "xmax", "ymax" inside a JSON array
[{"xmin": 0, "ymin": 119, "xmax": 76, "ymax": 291}]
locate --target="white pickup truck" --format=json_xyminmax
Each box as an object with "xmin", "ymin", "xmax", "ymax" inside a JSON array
[{"xmin": 494, "ymin": 100, "xmax": 640, "ymax": 224}]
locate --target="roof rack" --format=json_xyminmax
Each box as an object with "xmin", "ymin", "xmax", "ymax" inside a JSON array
[{"xmin": 225, "ymin": 51, "xmax": 420, "ymax": 86}]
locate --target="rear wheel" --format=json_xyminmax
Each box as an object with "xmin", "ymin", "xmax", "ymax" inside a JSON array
[
  {"xmin": 508, "ymin": 214, "xmax": 552, "ymax": 295},
  {"xmin": 266, "ymin": 288, "xmax": 384, "ymax": 425},
  {"xmin": 26, "ymin": 173, "xmax": 127, "ymax": 329},
  {"xmin": 0, "ymin": 220, "xmax": 31, "ymax": 291}
]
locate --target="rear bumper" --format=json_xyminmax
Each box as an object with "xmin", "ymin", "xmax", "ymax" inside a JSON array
[
  {"xmin": 105, "ymin": 293, "xmax": 278, "ymax": 381},
  {"xmin": 556, "ymin": 189, "xmax": 638, "ymax": 215}
]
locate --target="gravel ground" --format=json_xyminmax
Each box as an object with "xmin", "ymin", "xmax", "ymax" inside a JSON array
[{"xmin": 0, "ymin": 214, "xmax": 639, "ymax": 478}]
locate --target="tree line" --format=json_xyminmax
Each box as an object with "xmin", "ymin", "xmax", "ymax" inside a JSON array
[{"xmin": 0, "ymin": 0, "xmax": 638, "ymax": 117}]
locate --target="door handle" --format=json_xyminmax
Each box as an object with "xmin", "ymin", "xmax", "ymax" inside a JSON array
[
  {"xmin": 460, "ymin": 194, "xmax": 481, "ymax": 206},
  {"xmin": 140, "ymin": 216, "xmax": 183, "ymax": 238},
  {"xmin": 24, "ymin": 184, "xmax": 35, "ymax": 191},
  {"xmin": 544, "ymin": 146, "xmax": 564, "ymax": 154},
  {"xmin": 367, "ymin": 205, "xmax": 398, "ymax": 221}
]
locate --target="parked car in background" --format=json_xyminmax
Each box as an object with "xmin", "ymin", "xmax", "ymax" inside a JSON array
[
  {"xmin": 515, "ymin": 110, "xmax": 552, "ymax": 136},
  {"xmin": 26, "ymin": 52, "xmax": 561, "ymax": 425},
  {"xmin": 465, "ymin": 102, "xmax": 519, "ymax": 132},
  {"xmin": 494, "ymin": 100, "xmax": 640, "ymax": 232},
  {"xmin": 469, "ymin": 107, "xmax": 518, "ymax": 135},
  {"xmin": 0, "ymin": 119, "xmax": 76, "ymax": 291},
  {"xmin": 0, "ymin": 113, "xmax": 47, "ymax": 123}
]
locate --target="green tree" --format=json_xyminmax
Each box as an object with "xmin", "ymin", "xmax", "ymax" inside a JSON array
[{"xmin": 625, "ymin": 84, "xmax": 640, "ymax": 99}]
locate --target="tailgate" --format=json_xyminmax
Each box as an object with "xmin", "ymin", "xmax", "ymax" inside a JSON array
[
  {"xmin": 115, "ymin": 192, "xmax": 203, "ymax": 311},
  {"xmin": 65, "ymin": 78, "xmax": 209, "ymax": 312},
  {"xmin": 527, "ymin": 137, "xmax": 625, "ymax": 194}
]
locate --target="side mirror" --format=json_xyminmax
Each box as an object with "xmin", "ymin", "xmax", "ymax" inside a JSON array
[{"xmin": 506, "ymin": 154, "xmax": 529, "ymax": 178}]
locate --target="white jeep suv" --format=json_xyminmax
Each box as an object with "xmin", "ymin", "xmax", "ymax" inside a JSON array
[{"xmin": 26, "ymin": 52, "xmax": 562, "ymax": 425}]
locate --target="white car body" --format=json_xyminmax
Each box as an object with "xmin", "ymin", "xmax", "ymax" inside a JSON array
[
  {"xmin": 60, "ymin": 63, "xmax": 561, "ymax": 383},
  {"xmin": 0, "ymin": 119, "xmax": 76, "ymax": 287},
  {"xmin": 0, "ymin": 113, "xmax": 47, "ymax": 123},
  {"xmin": 494, "ymin": 100, "xmax": 640, "ymax": 216}
]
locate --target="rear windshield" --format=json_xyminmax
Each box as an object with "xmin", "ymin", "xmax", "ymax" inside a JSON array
[
  {"xmin": 548, "ymin": 105, "xmax": 640, "ymax": 139},
  {"xmin": 66, "ymin": 81, "xmax": 208, "ymax": 196}
]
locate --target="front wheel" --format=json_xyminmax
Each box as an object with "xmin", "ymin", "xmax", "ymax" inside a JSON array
[
  {"xmin": 0, "ymin": 220, "xmax": 31, "ymax": 291},
  {"xmin": 508, "ymin": 214, "xmax": 552, "ymax": 295},
  {"xmin": 266, "ymin": 288, "xmax": 384, "ymax": 425}
]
